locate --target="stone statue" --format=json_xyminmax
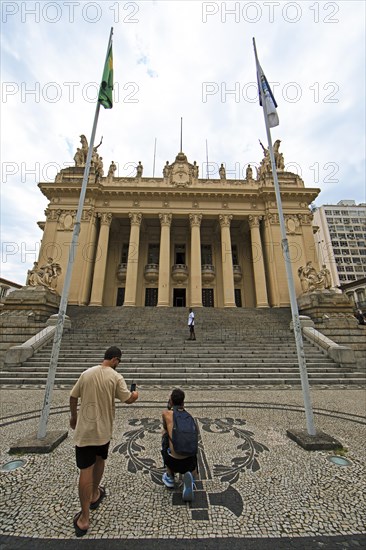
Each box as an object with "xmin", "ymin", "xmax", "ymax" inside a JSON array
[
  {"xmin": 319, "ymin": 264, "xmax": 332, "ymax": 289},
  {"xmin": 95, "ymin": 156, "xmax": 104, "ymax": 180},
  {"xmin": 192, "ymin": 161, "xmax": 199, "ymax": 178},
  {"xmin": 26, "ymin": 262, "xmax": 44, "ymax": 287},
  {"xmin": 163, "ymin": 161, "xmax": 170, "ymax": 178},
  {"xmin": 258, "ymin": 139, "xmax": 271, "ymax": 177},
  {"xmin": 298, "ymin": 261, "xmax": 327, "ymax": 292},
  {"xmin": 273, "ymin": 139, "xmax": 285, "ymax": 170},
  {"xmin": 219, "ymin": 163, "xmax": 226, "ymax": 179},
  {"xmin": 246, "ymin": 164, "xmax": 253, "ymax": 180},
  {"xmin": 26, "ymin": 258, "xmax": 62, "ymax": 292},
  {"xmin": 108, "ymin": 161, "xmax": 117, "ymax": 178},
  {"xmin": 79, "ymin": 134, "xmax": 89, "ymax": 164},
  {"xmin": 73, "ymin": 148, "xmax": 84, "ymax": 167},
  {"xmin": 136, "ymin": 161, "xmax": 143, "ymax": 177}
]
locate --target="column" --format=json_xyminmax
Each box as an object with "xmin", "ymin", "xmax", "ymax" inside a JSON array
[
  {"xmin": 124, "ymin": 212, "xmax": 142, "ymax": 306},
  {"xmin": 219, "ymin": 214, "xmax": 236, "ymax": 307},
  {"xmin": 248, "ymin": 215, "xmax": 269, "ymax": 308},
  {"xmin": 157, "ymin": 213, "xmax": 172, "ymax": 306},
  {"xmin": 189, "ymin": 213, "xmax": 203, "ymax": 307},
  {"xmin": 89, "ymin": 212, "xmax": 112, "ymax": 306}
]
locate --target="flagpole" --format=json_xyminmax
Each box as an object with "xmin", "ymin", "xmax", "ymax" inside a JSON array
[
  {"xmin": 206, "ymin": 139, "xmax": 209, "ymax": 179},
  {"xmin": 252, "ymin": 37, "xmax": 316, "ymax": 436},
  {"xmin": 180, "ymin": 117, "xmax": 183, "ymax": 152},
  {"xmin": 153, "ymin": 137, "xmax": 157, "ymax": 177},
  {"xmin": 37, "ymin": 27, "xmax": 114, "ymax": 439}
]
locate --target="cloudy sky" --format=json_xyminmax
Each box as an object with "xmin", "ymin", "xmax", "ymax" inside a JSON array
[{"xmin": 1, "ymin": 0, "xmax": 365, "ymax": 284}]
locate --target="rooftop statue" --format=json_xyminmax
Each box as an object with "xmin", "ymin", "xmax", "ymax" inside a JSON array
[
  {"xmin": 108, "ymin": 161, "xmax": 117, "ymax": 178},
  {"xmin": 136, "ymin": 161, "xmax": 143, "ymax": 178},
  {"xmin": 219, "ymin": 163, "xmax": 226, "ymax": 180},
  {"xmin": 163, "ymin": 161, "xmax": 171, "ymax": 178}
]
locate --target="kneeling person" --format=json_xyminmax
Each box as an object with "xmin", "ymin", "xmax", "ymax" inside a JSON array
[{"xmin": 161, "ymin": 388, "xmax": 198, "ymax": 501}]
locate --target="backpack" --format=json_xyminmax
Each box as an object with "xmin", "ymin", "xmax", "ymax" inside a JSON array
[{"xmin": 171, "ymin": 409, "xmax": 198, "ymax": 457}]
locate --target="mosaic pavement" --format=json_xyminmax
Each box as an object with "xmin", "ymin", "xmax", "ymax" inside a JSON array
[{"xmin": 0, "ymin": 387, "xmax": 365, "ymax": 549}]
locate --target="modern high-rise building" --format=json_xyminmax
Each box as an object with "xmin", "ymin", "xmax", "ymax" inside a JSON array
[{"xmin": 312, "ymin": 200, "xmax": 366, "ymax": 288}]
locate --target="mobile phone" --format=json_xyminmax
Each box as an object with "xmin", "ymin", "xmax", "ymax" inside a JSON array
[{"xmin": 130, "ymin": 382, "xmax": 136, "ymax": 392}]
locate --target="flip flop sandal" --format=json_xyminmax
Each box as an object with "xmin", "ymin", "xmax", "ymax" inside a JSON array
[
  {"xmin": 73, "ymin": 511, "xmax": 88, "ymax": 537},
  {"xmin": 90, "ymin": 486, "xmax": 106, "ymax": 510}
]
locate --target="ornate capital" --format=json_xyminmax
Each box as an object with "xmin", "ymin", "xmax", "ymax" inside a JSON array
[
  {"xmin": 159, "ymin": 213, "xmax": 172, "ymax": 227},
  {"xmin": 219, "ymin": 214, "xmax": 233, "ymax": 228},
  {"xmin": 99, "ymin": 212, "xmax": 113, "ymax": 226},
  {"xmin": 265, "ymin": 213, "xmax": 280, "ymax": 225},
  {"xmin": 45, "ymin": 208, "xmax": 60, "ymax": 222},
  {"xmin": 189, "ymin": 213, "xmax": 202, "ymax": 228},
  {"xmin": 129, "ymin": 212, "xmax": 142, "ymax": 226},
  {"xmin": 248, "ymin": 215, "xmax": 262, "ymax": 229},
  {"xmin": 297, "ymin": 213, "xmax": 313, "ymax": 226},
  {"xmin": 82, "ymin": 207, "xmax": 95, "ymax": 222}
]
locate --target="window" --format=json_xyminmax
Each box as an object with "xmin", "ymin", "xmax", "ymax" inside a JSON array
[
  {"xmin": 175, "ymin": 244, "xmax": 186, "ymax": 264},
  {"xmin": 201, "ymin": 244, "xmax": 213, "ymax": 265},
  {"xmin": 232, "ymin": 245, "xmax": 239, "ymax": 265},
  {"xmin": 147, "ymin": 243, "xmax": 159, "ymax": 264},
  {"xmin": 121, "ymin": 243, "xmax": 129, "ymax": 263},
  {"xmin": 345, "ymin": 266, "xmax": 354, "ymax": 272},
  {"xmin": 339, "ymin": 275, "xmax": 347, "ymax": 281},
  {"xmin": 347, "ymin": 275, "xmax": 356, "ymax": 281}
]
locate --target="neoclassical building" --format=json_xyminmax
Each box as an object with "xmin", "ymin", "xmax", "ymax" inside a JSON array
[{"xmin": 36, "ymin": 142, "xmax": 320, "ymax": 308}]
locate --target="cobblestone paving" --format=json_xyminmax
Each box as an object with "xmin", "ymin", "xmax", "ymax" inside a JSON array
[{"xmin": 0, "ymin": 386, "xmax": 365, "ymax": 549}]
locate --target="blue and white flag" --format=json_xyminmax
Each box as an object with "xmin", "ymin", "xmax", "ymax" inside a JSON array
[{"xmin": 257, "ymin": 64, "xmax": 279, "ymax": 128}]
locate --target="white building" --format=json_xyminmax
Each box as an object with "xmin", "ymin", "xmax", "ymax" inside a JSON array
[
  {"xmin": 312, "ymin": 200, "xmax": 366, "ymax": 287},
  {"xmin": 0, "ymin": 278, "xmax": 22, "ymax": 305}
]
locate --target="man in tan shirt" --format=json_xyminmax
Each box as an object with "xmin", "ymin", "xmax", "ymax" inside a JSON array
[{"xmin": 70, "ymin": 346, "xmax": 138, "ymax": 537}]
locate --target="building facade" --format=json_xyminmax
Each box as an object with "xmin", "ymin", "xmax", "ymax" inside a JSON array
[
  {"xmin": 312, "ymin": 200, "xmax": 366, "ymax": 287},
  {"xmin": 36, "ymin": 142, "xmax": 320, "ymax": 308},
  {"xmin": 0, "ymin": 278, "xmax": 22, "ymax": 305}
]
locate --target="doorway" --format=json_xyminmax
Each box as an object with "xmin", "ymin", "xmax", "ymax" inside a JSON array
[
  {"xmin": 116, "ymin": 288, "xmax": 125, "ymax": 306},
  {"xmin": 173, "ymin": 288, "xmax": 186, "ymax": 307}
]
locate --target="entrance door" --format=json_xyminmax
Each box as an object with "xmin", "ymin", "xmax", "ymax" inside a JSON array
[
  {"xmin": 116, "ymin": 288, "xmax": 125, "ymax": 306},
  {"xmin": 234, "ymin": 289, "xmax": 242, "ymax": 307},
  {"xmin": 145, "ymin": 288, "xmax": 158, "ymax": 306},
  {"xmin": 202, "ymin": 288, "xmax": 214, "ymax": 307},
  {"xmin": 173, "ymin": 289, "xmax": 186, "ymax": 307}
]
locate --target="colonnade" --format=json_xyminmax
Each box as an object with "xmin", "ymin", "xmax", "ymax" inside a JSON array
[{"xmin": 88, "ymin": 212, "xmax": 269, "ymax": 308}]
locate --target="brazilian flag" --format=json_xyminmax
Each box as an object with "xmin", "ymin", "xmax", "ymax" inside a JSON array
[{"xmin": 98, "ymin": 44, "xmax": 113, "ymax": 109}]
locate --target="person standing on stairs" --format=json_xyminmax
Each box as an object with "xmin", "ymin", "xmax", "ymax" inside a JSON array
[{"xmin": 188, "ymin": 308, "xmax": 196, "ymax": 340}]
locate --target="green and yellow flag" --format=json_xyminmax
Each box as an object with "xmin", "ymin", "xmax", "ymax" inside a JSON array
[{"xmin": 98, "ymin": 44, "xmax": 113, "ymax": 109}]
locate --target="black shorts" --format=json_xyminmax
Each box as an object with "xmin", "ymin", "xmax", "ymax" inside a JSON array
[
  {"xmin": 162, "ymin": 448, "xmax": 197, "ymax": 474},
  {"xmin": 189, "ymin": 324, "xmax": 194, "ymax": 333},
  {"xmin": 76, "ymin": 442, "xmax": 110, "ymax": 469}
]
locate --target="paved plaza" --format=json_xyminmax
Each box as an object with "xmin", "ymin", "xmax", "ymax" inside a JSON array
[{"xmin": 0, "ymin": 385, "xmax": 365, "ymax": 549}]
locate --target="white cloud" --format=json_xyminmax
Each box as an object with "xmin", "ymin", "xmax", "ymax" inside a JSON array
[{"xmin": 1, "ymin": 0, "xmax": 365, "ymax": 283}]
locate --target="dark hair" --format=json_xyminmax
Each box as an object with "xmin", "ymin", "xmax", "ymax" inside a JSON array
[
  {"xmin": 104, "ymin": 346, "xmax": 122, "ymax": 360},
  {"xmin": 170, "ymin": 388, "xmax": 185, "ymax": 406}
]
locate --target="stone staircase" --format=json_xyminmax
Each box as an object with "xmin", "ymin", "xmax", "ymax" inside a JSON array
[
  {"xmin": 312, "ymin": 317, "xmax": 366, "ymax": 369},
  {"xmin": 1, "ymin": 307, "xmax": 365, "ymax": 387}
]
